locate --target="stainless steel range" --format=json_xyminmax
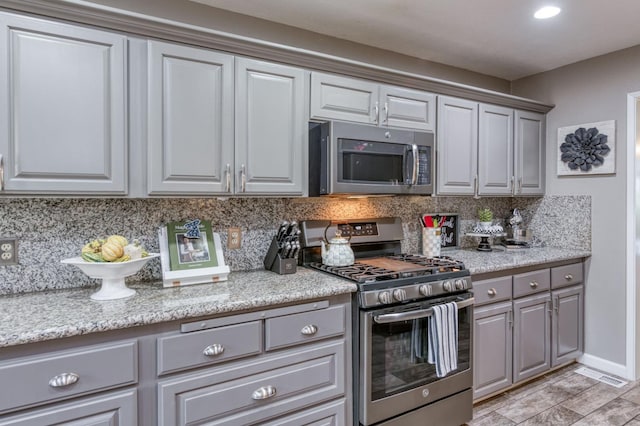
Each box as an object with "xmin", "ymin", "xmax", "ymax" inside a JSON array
[{"xmin": 299, "ymin": 217, "xmax": 474, "ymax": 426}]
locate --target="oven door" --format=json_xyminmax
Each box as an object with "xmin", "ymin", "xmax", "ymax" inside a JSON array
[{"xmin": 359, "ymin": 294, "xmax": 473, "ymax": 426}]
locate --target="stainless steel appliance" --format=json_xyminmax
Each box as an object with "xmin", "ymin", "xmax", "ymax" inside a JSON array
[
  {"xmin": 299, "ymin": 218, "xmax": 473, "ymax": 426},
  {"xmin": 308, "ymin": 121, "xmax": 434, "ymax": 196}
]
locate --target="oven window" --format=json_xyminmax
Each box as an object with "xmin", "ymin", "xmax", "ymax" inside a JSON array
[
  {"xmin": 342, "ymin": 152, "xmax": 403, "ymax": 183},
  {"xmin": 369, "ymin": 307, "xmax": 471, "ymax": 401}
]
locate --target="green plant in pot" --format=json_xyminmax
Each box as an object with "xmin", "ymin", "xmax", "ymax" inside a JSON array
[{"xmin": 478, "ymin": 208, "xmax": 493, "ymax": 230}]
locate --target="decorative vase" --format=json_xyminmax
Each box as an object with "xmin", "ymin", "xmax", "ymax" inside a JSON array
[
  {"xmin": 478, "ymin": 221, "xmax": 493, "ymax": 230},
  {"xmin": 422, "ymin": 227, "xmax": 442, "ymax": 258}
]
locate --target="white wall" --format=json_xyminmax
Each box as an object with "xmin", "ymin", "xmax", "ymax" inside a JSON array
[{"xmin": 512, "ymin": 45, "xmax": 640, "ymax": 370}]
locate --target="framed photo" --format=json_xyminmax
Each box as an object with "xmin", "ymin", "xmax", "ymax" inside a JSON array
[{"xmin": 557, "ymin": 120, "xmax": 615, "ymax": 176}]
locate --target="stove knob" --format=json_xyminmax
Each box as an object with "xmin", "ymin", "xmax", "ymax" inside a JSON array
[
  {"xmin": 455, "ymin": 279, "xmax": 466, "ymax": 290},
  {"xmin": 443, "ymin": 281, "xmax": 453, "ymax": 292},
  {"xmin": 419, "ymin": 284, "xmax": 432, "ymax": 296},
  {"xmin": 392, "ymin": 289, "xmax": 407, "ymax": 302},
  {"xmin": 378, "ymin": 291, "xmax": 392, "ymax": 304}
]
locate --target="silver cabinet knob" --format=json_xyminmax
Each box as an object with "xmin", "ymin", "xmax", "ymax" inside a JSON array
[
  {"xmin": 49, "ymin": 372, "xmax": 79, "ymax": 388},
  {"xmin": 252, "ymin": 385, "xmax": 277, "ymax": 400},
  {"xmin": 530, "ymin": 281, "xmax": 538, "ymax": 288},
  {"xmin": 301, "ymin": 324, "xmax": 318, "ymax": 335},
  {"xmin": 392, "ymin": 288, "xmax": 407, "ymax": 302},
  {"xmin": 487, "ymin": 288, "xmax": 497, "ymax": 297},
  {"xmin": 565, "ymin": 274, "xmax": 573, "ymax": 281},
  {"xmin": 203, "ymin": 343, "xmax": 225, "ymax": 357}
]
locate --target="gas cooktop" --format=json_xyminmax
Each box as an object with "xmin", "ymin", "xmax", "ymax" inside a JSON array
[{"xmin": 308, "ymin": 254, "xmax": 465, "ymax": 284}]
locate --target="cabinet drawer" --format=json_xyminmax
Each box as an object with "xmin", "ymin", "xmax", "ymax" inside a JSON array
[
  {"xmin": 261, "ymin": 399, "xmax": 346, "ymax": 426},
  {"xmin": 0, "ymin": 389, "xmax": 137, "ymax": 426},
  {"xmin": 551, "ymin": 263, "xmax": 584, "ymax": 289},
  {"xmin": 513, "ymin": 269, "xmax": 550, "ymax": 298},
  {"xmin": 0, "ymin": 341, "xmax": 137, "ymax": 414},
  {"xmin": 157, "ymin": 321, "xmax": 262, "ymax": 375},
  {"xmin": 473, "ymin": 276, "xmax": 512, "ymax": 306},
  {"xmin": 158, "ymin": 340, "xmax": 345, "ymax": 426},
  {"xmin": 265, "ymin": 305, "xmax": 345, "ymax": 351}
]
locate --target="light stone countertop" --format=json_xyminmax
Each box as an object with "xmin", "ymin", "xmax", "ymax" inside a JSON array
[
  {"xmin": 0, "ymin": 247, "xmax": 590, "ymax": 349},
  {"xmin": 0, "ymin": 268, "xmax": 357, "ymax": 349}
]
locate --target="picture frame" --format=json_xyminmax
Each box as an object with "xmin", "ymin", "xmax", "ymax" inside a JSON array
[{"xmin": 557, "ymin": 120, "xmax": 615, "ymax": 176}]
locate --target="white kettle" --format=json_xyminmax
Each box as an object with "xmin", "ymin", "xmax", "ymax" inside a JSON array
[{"xmin": 321, "ymin": 231, "xmax": 355, "ymax": 267}]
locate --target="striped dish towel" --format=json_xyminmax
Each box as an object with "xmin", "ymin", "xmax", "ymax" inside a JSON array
[{"xmin": 428, "ymin": 301, "xmax": 458, "ymax": 377}]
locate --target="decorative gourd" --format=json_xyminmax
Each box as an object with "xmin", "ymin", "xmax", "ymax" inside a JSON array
[
  {"xmin": 106, "ymin": 235, "xmax": 128, "ymax": 248},
  {"xmin": 101, "ymin": 241, "xmax": 124, "ymax": 261}
]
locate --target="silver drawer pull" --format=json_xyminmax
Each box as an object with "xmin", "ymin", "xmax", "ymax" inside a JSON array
[
  {"xmin": 252, "ymin": 385, "xmax": 277, "ymax": 400},
  {"xmin": 565, "ymin": 274, "xmax": 573, "ymax": 281},
  {"xmin": 487, "ymin": 288, "xmax": 497, "ymax": 297},
  {"xmin": 49, "ymin": 372, "xmax": 79, "ymax": 388},
  {"xmin": 301, "ymin": 324, "xmax": 318, "ymax": 335},
  {"xmin": 530, "ymin": 281, "xmax": 538, "ymax": 288},
  {"xmin": 203, "ymin": 343, "xmax": 225, "ymax": 357}
]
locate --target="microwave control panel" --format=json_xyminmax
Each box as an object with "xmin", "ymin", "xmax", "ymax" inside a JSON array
[{"xmin": 337, "ymin": 222, "xmax": 379, "ymax": 237}]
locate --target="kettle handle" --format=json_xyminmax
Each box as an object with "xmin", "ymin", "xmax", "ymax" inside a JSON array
[{"xmin": 323, "ymin": 221, "xmax": 353, "ymax": 243}]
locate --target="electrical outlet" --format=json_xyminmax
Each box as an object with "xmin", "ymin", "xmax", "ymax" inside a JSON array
[
  {"xmin": 228, "ymin": 227, "xmax": 241, "ymax": 249},
  {"xmin": 0, "ymin": 238, "xmax": 18, "ymax": 266}
]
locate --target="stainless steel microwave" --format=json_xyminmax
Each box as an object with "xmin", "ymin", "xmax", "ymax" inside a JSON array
[{"xmin": 309, "ymin": 121, "xmax": 434, "ymax": 196}]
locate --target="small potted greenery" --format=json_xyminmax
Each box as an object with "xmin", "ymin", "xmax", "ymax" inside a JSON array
[{"xmin": 478, "ymin": 208, "xmax": 493, "ymax": 230}]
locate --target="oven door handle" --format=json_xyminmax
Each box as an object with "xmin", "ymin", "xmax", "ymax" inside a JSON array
[{"xmin": 373, "ymin": 297, "xmax": 474, "ymax": 324}]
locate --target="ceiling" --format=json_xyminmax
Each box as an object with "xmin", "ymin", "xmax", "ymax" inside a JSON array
[{"xmin": 190, "ymin": 0, "xmax": 640, "ymax": 81}]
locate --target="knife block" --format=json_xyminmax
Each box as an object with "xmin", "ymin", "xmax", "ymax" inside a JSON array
[{"xmin": 263, "ymin": 236, "xmax": 297, "ymax": 274}]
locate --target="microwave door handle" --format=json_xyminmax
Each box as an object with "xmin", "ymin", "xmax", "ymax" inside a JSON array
[
  {"xmin": 411, "ymin": 144, "xmax": 419, "ymax": 185},
  {"xmin": 373, "ymin": 297, "xmax": 475, "ymax": 324}
]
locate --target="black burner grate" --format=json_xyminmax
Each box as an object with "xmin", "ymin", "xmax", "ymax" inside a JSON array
[{"xmin": 308, "ymin": 255, "xmax": 466, "ymax": 284}]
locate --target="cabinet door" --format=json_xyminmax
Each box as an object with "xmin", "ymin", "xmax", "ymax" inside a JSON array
[
  {"xmin": 310, "ymin": 72, "xmax": 379, "ymax": 124},
  {"xmin": 235, "ymin": 58, "xmax": 306, "ymax": 195},
  {"xmin": 473, "ymin": 301, "xmax": 512, "ymax": 400},
  {"xmin": 552, "ymin": 285, "xmax": 584, "ymax": 367},
  {"xmin": 436, "ymin": 96, "xmax": 478, "ymax": 195},
  {"xmin": 0, "ymin": 12, "xmax": 126, "ymax": 194},
  {"xmin": 0, "ymin": 389, "xmax": 137, "ymax": 426},
  {"xmin": 478, "ymin": 104, "xmax": 514, "ymax": 195},
  {"xmin": 514, "ymin": 110, "xmax": 545, "ymax": 195},
  {"xmin": 147, "ymin": 40, "xmax": 234, "ymax": 195},
  {"xmin": 513, "ymin": 292, "xmax": 551, "ymax": 383},
  {"xmin": 379, "ymin": 86, "xmax": 436, "ymax": 131}
]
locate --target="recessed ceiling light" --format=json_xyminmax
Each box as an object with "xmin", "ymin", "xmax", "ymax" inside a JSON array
[{"xmin": 534, "ymin": 6, "xmax": 561, "ymax": 19}]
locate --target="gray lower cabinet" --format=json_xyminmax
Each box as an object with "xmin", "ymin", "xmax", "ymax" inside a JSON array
[
  {"xmin": 0, "ymin": 389, "xmax": 137, "ymax": 426},
  {"xmin": 0, "ymin": 11, "xmax": 127, "ymax": 195},
  {"xmin": 473, "ymin": 262, "xmax": 584, "ymax": 400},
  {"xmin": 473, "ymin": 301, "xmax": 512, "ymax": 400},
  {"xmin": 157, "ymin": 340, "xmax": 345, "ymax": 425},
  {"xmin": 261, "ymin": 399, "xmax": 346, "ymax": 426},
  {"xmin": 512, "ymin": 291, "xmax": 551, "ymax": 383}
]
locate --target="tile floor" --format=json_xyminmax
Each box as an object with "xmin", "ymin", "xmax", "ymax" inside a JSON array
[{"xmin": 468, "ymin": 363, "xmax": 640, "ymax": 425}]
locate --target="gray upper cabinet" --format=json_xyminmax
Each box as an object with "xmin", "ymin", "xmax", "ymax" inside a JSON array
[
  {"xmin": 235, "ymin": 58, "xmax": 307, "ymax": 195},
  {"xmin": 147, "ymin": 40, "xmax": 234, "ymax": 195},
  {"xmin": 311, "ymin": 72, "xmax": 436, "ymax": 131},
  {"xmin": 436, "ymin": 96, "xmax": 478, "ymax": 195},
  {"xmin": 0, "ymin": 12, "xmax": 127, "ymax": 195},
  {"xmin": 478, "ymin": 104, "xmax": 514, "ymax": 195},
  {"xmin": 146, "ymin": 42, "xmax": 307, "ymax": 196},
  {"xmin": 515, "ymin": 110, "xmax": 545, "ymax": 195},
  {"xmin": 437, "ymin": 96, "xmax": 545, "ymax": 196}
]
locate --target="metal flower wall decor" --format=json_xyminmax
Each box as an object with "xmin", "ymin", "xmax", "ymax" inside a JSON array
[{"xmin": 557, "ymin": 120, "xmax": 615, "ymax": 176}]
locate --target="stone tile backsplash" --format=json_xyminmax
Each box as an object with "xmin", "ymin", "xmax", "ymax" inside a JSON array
[{"xmin": 0, "ymin": 195, "xmax": 590, "ymax": 294}]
